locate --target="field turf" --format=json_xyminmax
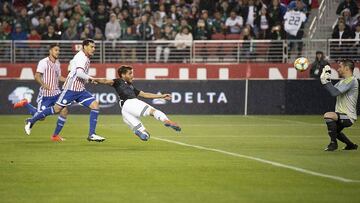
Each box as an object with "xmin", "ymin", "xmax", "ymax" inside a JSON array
[{"xmin": 0, "ymin": 115, "xmax": 359, "ymax": 203}]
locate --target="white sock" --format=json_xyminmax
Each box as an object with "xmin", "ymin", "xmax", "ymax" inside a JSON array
[{"xmin": 153, "ymin": 110, "xmax": 169, "ymax": 122}]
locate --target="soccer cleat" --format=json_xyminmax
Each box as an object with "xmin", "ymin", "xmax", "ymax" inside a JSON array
[
  {"xmin": 324, "ymin": 142, "xmax": 338, "ymax": 151},
  {"xmin": 134, "ymin": 130, "xmax": 150, "ymax": 141},
  {"xmin": 14, "ymin": 99, "xmax": 28, "ymax": 109},
  {"xmin": 164, "ymin": 120, "xmax": 181, "ymax": 132},
  {"xmin": 24, "ymin": 119, "xmax": 33, "ymax": 135},
  {"xmin": 51, "ymin": 135, "xmax": 65, "ymax": 142},
  {"xmin": 343, "ymin": 144, "xmax": 358, "ymax": 150},
  {"xmin": 87, "ymin": 134, "xmax": 106, "ymax": 142}
]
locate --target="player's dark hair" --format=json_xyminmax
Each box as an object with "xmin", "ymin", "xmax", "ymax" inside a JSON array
[
  {"xmin": 342, "ymin": 59, "xmax": 355, "ymax": 72},
  {"xmin": 49, "ymin": 43, "xmax": 59, "ymax": 50},
  {"xmin": 118, "ymin": 65, "xmax": 133, "ymax": 78},
  {"xmin": 82, "ymin": 39, "xmax": 95, "ymax": 48}
]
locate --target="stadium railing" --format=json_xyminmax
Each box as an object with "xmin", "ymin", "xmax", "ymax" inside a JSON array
[{"xmin": 0, "ymin": 39, "xmax": 358, "ymax": 64}]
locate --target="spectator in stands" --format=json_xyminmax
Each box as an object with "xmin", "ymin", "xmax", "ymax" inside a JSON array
[
  {"xmin": 331, "ymin": 22, "xmax": 353, "ymax": 60},
  {"xmin": 225, "ymin": 10, "xmax": 244, "ymax": 34},
  {"xmin": 254, "ymin": 7, "xmax": 273, "ymax": 39},
  {"xmin": 93, "ymin": 27, "xmax": 104, "ymax": 40},
  {"xmin": 0, "ymin": 23, "xmax": 10, "ymax": 40},
  {"xmin": 243, "ymin": 0, "xmax": 262, "ymax": 29},
  {"xmin": 341, "ymin": 8, "xmax": 355, "ymax": 28},
  {"xmin": 118, "ymin": 13, "xmax": 128, "ymax": 37},
  {"xmin": 310, "ymin": 51, "xmax": 330, "ymax": 78},
  {"xmin": 268, "ymin": 0, "xmax": 287, "ymax": 25},
  {"xmin": 284, "ymin": 6, "xmax": 307, "ymax": 58},
  {"xmin": 173, "ymin": 26, "xmax": 193, "ymax": 62},
  {"xmin": 269, "ymin": 24, "xmax": 286, "ymax": 62},
  {"xmin": 1, "ymin": 20, "xmax": 11, "ymax": 35},
  {"xmin": 27, "ymin": 0, "xmax": 43, "ymax": 19},
  {"xmin": 57, "ymin": 0, "xmax": 74, "ymax": 12},
  {"xmin": 11, "ymin": 23, "xmax": 27, "ymax": 40},
  {"xmin": 27, "ymin": 27, "xmax": 41, "ymax": 58},
  {"xmin": 136, "ymin": 14, "xmax": 154, "ymax": 40},
  {"xmin": 240, "ymin": 26, "xmax": 255, "ymax": 60},
  {"xmin": 36, "ymin": 17, "xmax": 48, "ymax": 35},
  {"xmin": 105, "ymin": 13, "xmax": 121, "ymax": 40},
  {"xmin": 61, "ymin": 19, "xmax": 79, "ymax": 40},
  {"xmin": 42, "ymin": 24, "xmax": 60, "ymax": 40},
  {"xmin": 1, "ymin": 2, "xmax": 15, "ymax": 23},
  {"xmin": 288, "ymin": 0, "xmax": 309, "ymax": 16},
  {"xmin": 15, "ymin": 8, "xmax": 31, "ymax": 34},
  {"xmin": 92, "ymin": 2, "xmax": 110, "ymax": 34},
  {"xmin": 156, "ymin": 25, "xmax": 176, "ymax": 63},
  {"xmin": 194, "ymin": 19, "xmax": 210, "ymax": 40},
  {"xmin": 177, "ymin": 18, "xmax": 192, "ymax": 33},
  {"xmin": 121, "ymin": 27, "xmax": 137, "ymax": 62},
  {"xmin": 336, "ymin": 0, "xmax": 359, "ymax": 17},
  {"xmin": 211, "ymin": 10, "xmax": 225, "ymax": 34},
  {"xmin": 80, "ymin": 27, "xmax": 92, "ymax": 40},
  {"xmin": 54, "ymin": 17, "xmax": 65, "ymax": 36}
]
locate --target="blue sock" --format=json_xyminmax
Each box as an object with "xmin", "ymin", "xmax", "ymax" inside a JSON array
[
  {"xmin": 89, "ymin": 109, "xmax": 99, "ymax": 135},
  {"xmin": 24, "ymin": 103, "xmax": 37, "ymax": 115},
  {"xmin": 53, "ymin": 116, "xmax": 66, "ymax": 135},
  {"xmin": 29, "ymin": 106, "xmax": 55, "ymax": 124}
]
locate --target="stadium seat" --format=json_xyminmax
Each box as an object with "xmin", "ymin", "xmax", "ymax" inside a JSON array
[{"xmin": 211, "ymin": 33, "xmax": 225, "ymax": 40}]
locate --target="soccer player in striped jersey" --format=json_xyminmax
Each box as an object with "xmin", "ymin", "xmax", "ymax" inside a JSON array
[
  {"xmin": 14, "ymin": 44, "xmax": 68, "ymax": 142},
  {"xmin": 320, "ymin": 59, "xmax": 358, "ymax": 151},
  {"xmin": 24, "ymin": 39, "xmax": 105, "ymax": 142}
]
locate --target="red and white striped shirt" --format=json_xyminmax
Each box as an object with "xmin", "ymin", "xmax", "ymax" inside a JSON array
[
  {"xmin": 63, "ymin": 50, "xmax": 90, "ymax": 92},
  {"xmin": 36, "ymin": 57, "xmax": 62, "ymax": 97}
]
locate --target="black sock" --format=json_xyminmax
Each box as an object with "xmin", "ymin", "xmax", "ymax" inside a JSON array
[
  {"xmin": 337, "ymin": 132, "xmax": 354, "ymax": 146},
  {"xmin": 325, "ymin": 119, "xmax": 338, "ymax": 144}
]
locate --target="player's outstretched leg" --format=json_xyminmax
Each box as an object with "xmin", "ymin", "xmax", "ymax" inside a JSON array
[
  {"xmin": 51, "ymin": 107, "xmax": 68, "ymax": 142},
  {"xmin": 24, "ymin": 105, "xmax": 61, "ymax": 135},
  {"xmin": 14, "ymin": 99, "xmax": 37, "ymax": 115},
  {"xmin": 149, "ymin": 108, "xmax": 181, "ymax": 132},
  {"xmin": 122, "ymin": 111, "xmax": 150, "ymax": 141},
  {"xmin": 86, "ymin": 101, "xmax": 106, "ymax": 142}
]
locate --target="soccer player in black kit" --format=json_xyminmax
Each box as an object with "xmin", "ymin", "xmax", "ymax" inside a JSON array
[{"xmin": 94, "ymin": 65, "xmax": 181, "ymax": 141}]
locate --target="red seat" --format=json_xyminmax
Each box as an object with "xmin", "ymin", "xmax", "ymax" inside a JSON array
[
  {"xmin": 225, "ymin": 34, "xmax": 241, "ymax": 40},
  {"xmin": 211, "ymin": 33, "xmax": 225, "ymax": 40}
]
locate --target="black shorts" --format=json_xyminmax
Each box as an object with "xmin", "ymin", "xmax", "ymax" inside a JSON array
[{"xmin": 336, "ymin": 112, "xmax": 353, "ymax": 130}]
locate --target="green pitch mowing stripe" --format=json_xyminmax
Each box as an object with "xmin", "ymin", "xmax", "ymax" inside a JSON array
[
  {"xmin": 152, "ymin": 136, "xmax": 360, "ymax": 183},
  {"xmin": 0, "ymin": 115, "xmax": 360, "ymax": 203}
]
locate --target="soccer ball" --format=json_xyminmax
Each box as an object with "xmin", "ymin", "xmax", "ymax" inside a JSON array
[{"xmin": 294, "ymin": 57, "xmax": 309, "ymax": 72}]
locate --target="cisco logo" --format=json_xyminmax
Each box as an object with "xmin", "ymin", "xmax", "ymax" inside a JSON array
[{"xmin": 92, "ymin": 93, "xmax": 117, "ymax": 108}]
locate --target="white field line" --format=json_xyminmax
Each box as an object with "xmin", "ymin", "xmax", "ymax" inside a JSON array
[{"xmin": 152, "ymin": 137, "xmax": 360, "ymax": 183}]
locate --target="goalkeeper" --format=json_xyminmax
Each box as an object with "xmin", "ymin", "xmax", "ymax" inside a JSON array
[{"xmin": 320, "ymin": 59, "xmax": 358, "ymax": 151}]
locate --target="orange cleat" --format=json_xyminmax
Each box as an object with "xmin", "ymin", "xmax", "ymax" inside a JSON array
[
  {"xmin": 51, "ymin": 135, "xmax": 65, "ymax": 142},
  {"xmin": 164, "ymin": 120, "xmax": 181, "ymax": 132},
  {"xmin": 14, "ymin": 99, "xmax": 28, "ymax": 109}
]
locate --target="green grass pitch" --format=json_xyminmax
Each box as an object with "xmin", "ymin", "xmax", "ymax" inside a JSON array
[{"xmin": 0, "ymin": 115, "xmax": 360, "ymax": 203}]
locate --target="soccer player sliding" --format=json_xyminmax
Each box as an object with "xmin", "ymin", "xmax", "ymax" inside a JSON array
[
  {"xmin": 94, "ymin": 65, "xmax": 181, "ymax": 141},
  {"xmin": 320, "ymin": 59, "xmax": 358, "ymax": 151}
]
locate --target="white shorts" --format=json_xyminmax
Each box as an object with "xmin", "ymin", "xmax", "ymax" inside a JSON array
[{"xmin": 121, "ymin": 98, "xmax": 153, "ymax": 131}]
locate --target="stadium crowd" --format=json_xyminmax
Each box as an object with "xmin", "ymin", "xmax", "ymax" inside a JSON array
[
  {"xmin": 331, "ymin": 0, "xmax": 360, "ymax": 61},
  {"xmin": 0, "ymin": 0, "xmax": 314, "ymax": 42}
]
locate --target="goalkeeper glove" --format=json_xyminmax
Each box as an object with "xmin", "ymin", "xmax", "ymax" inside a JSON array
[{"xmin": 320, "ymin": 65, "xmax": 331, "ymax": 84}]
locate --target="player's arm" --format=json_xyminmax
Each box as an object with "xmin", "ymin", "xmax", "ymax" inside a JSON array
[
  {"xmin": 93, "ymin": 78, "xmax": 114, "ymax": 86},
  {"xmin": 59, "ymin": 76, "xmax": 66, "ymax": 82},
  {"xmin": 138, "ymin": 91, "xmax": 171, "ymax": 100},
  {"xmin": 320, "ymin": 65, "xmax": 353, "ymax": 97},
  {"xmin": 34, "ymin": 72, "xmax": 51, "ymax": 90}
]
